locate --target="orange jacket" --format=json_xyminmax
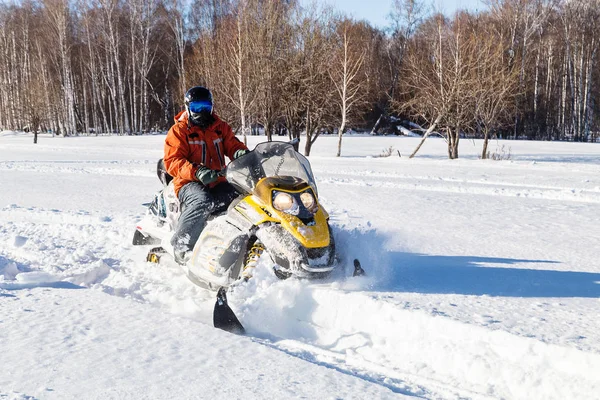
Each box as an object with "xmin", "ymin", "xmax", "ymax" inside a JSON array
[{"xmin": 164, "ymin": 110, "xmax": 247, "ymax": 196}]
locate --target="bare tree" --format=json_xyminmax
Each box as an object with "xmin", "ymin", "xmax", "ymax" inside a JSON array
[
  {"xmin": 369, "ymin": 0, "xmax": 425, "ymax": 134},
  {"xmin": 398, "ymin": 15, "xmax": 450, "ymax": 158},
  {"xmin": 43, "ymin": 0, "xmax": 78, "ymax": 135},
  {"xmin": 128, "ymin": 0, "xmax": 162, "ymax": 133},
  {"xmin": 167, "ymin": 0, "xmax": 188, "ymax": 98},
  {"xmin": 557, "ymin": 0, "xmax": 600, "ymax": 141},
  {"xmin": 279, "ymin": 3, "xmax": 336, "ymax": 155},
  {"xmin": 488, "ymin": 0, "xmax": 553, "ymax": 139},
  {"xmin": 219, "ymin": 0, "xmax": 257, "ymax": 145},
  {"xmin": 399, "ymin": 13, "xmax": 480, "ymax": 159},
  {"xmin": 330, "ymin": 19, "xmax": 367, "ymax": 157},
  {"xmin": 252, "ymin": 0, "xmax": 290, "ymax": 142},
  {"xmin": 301, "ymin": 11, "xmax": 337, "ymax": 156},
  {"xmin": 472, "ymin": 19, "xmax": 520, "ymax": 158}
]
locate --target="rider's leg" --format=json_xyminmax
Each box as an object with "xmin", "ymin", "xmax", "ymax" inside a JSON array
[
  {"xmin": 171, "ymin": 182, "xmax": 211, "ymax": 264},
  {"xmin": 209, "ymin": 182, "xmax": 240, "ymax": 214},
  {"xmin": 171, "ymin": 181, "xmax": 240, "ymax": 265}
]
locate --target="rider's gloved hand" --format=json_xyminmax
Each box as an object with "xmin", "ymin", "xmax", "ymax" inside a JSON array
[
  {"xmin": 233, "ymin": 149, "xmax": 249, "ymax": 159},
  {"xmin": 195, "ymin": 166, "xmax": 219, "ymax": 185}
]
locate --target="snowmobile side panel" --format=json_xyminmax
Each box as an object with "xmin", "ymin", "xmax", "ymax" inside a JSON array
[
  {"xmin": 233, "ymin": 196, "xmax": 278, "ymax": 226},
  {"xmin": 187, "ymin": 218, "xmax": 250, "ymax": 288}
]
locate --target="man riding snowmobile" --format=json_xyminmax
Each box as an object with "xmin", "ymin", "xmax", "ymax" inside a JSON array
[
  {"xmin": 164, "ymin": 86, "xmax": 248, "ymax": 265},
  {"xmin": 134, "ymin": 87, "xmax": 365, "ymax": 333}
]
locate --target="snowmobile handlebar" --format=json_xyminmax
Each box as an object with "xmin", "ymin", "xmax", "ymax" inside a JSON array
[{"xmin": 224, "ymin": 138, "xmax": 300, "ymax": 173}]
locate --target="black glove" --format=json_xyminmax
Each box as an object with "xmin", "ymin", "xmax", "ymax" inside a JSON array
[
  {"xmin": 195, "ymin": 166, "xmax": 219, "ymax": 185},
  {"xmin": 233, "ymin": 149, "xmax": 249, "ymax": 159}
]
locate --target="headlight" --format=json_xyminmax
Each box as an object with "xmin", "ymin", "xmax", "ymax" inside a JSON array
[
  {"xmin": 272, "ymin": 191, "xmax": 299, "ymax": 215},
  {"xmin": 300, "ymin": 192, "xmax": 316, "ymax": 210}
]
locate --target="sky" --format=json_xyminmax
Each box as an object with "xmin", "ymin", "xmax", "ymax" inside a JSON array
[{"xmin": 303, "ymin": 0, "xmax": 487, "ymax": 29}]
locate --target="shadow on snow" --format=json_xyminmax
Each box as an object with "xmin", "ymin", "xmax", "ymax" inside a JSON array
[
  {"xmin": 0, "ymin": 281, "xmax": 84, "ymax": 291},
  {"xmin": 334, "ymin": 228, "xmax": 600, "ymax": 298},
  {"xmin": 374, "ymin": 252, "xmax": 600, "ymax": 298}
]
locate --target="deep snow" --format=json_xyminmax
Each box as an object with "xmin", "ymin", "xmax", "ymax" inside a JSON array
[{"xmin": 1, "ymin": 131, "xmax": 600, "ymax": 399}]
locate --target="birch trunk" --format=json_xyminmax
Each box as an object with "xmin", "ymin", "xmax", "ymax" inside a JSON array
[
  {"xmin": 409, "ymin": 114, "xmax": 443, "ymax": 158},
  {"xmin": 332, "ymin": 23, "xmax": 365, "ymax": 157},
  {"xmin": 236, "ymin": 15, "xmax": 247, "ymax": 146}
]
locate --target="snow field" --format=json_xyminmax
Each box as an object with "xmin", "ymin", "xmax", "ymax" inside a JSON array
[
  {"xmin": 2, "ymin": 132, "xmax": 600, "ymax": 399},
  {"xmin": 1, "ymin": 285, "xmax": 403, "ymax": 400}
]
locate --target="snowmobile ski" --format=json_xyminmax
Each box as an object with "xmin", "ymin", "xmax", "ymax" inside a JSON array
[
  {"xmin": 213, "ymin": 287, "xmax": 245, "ymax": 335},
  {"xmin": 353, "ymin": 259, "xmax": 365, "ymax": 277}
]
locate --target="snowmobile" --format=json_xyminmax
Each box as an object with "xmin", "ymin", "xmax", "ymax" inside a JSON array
[{"xmin": 133, "ymin": 141, "xmax": 362, "ymax": 332}]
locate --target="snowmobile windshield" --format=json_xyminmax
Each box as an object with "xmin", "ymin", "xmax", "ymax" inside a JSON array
[{"xmin": 226, "ymin": 141, "xmax": 317, "ymax": 196}]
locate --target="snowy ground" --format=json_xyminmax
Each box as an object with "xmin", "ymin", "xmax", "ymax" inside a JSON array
[{"xmin": 1, "ymin": 131, "xmax": 599, "ymax": 399}]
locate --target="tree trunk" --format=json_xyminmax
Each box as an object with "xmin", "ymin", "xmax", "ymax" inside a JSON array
[
  {"xmin": 409, "ymin": 114, "xmax": 442, "ymax": 158},
  {"xmin": 481, "ymin": 126, "xmax": 489, "ymax": 159},
  {"xmin": 336, "ymin": 113, "xmax": 346, "ymax": 157},
  {"xmin": 447, "ymin": 126, "xmax": 460, "ymax": 159},
  {"xmin": 370, "ymin": 113, "xmax": 383, "ymax": 135}
]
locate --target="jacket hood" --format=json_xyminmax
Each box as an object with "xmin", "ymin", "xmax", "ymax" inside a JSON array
[{"xmin": 174, "ymin": 110, "xmax": 187, "ymax": 123}]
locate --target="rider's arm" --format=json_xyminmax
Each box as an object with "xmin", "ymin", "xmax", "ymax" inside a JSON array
[
  {"xmin": 221, "ymin": 122, "xmax": 248, "ymax": 161},
  {"xmin": 164, "ymin": 123, "xmax": 200, "ymax": 181}
]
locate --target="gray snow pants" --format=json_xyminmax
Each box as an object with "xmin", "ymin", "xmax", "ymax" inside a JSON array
[{"xmin": 171, "ymin": 181, "xmax": 239, "ymax": 256}]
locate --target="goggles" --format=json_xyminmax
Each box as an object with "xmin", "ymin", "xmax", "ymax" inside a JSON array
[{"xmin": 189, "ymin": 100, "xmax": 212, "ymax": 114}]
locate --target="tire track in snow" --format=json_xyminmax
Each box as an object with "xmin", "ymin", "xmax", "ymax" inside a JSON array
[
  {"xmin": 0, "ymin": 205, "xmax": 214, "ymax": 317},
  {"xmin": 0, "ymin": 159, "xmax": 156, "ymax": 177},
  {"xmin": 0, "ymin": 205, "xmax": 128, "ymax": 288},
  {"xmin": 238, "ymin": 280, "xmax": 600, "ymax": 400},
  {"xmin": 319, "ymin": 175, "xmax": 600, "ymax": 204},
  {"xmin": 263, "ymin": 338, "xmax": 495, "ymax": 400},
  {"xmin": 225, "ymin": 224, "xmax": 600, "ymax": 400}
]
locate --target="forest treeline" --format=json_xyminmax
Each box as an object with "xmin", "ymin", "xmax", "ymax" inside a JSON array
[{"xmin": 1, "ymin": 0, "xmax": 599, "ymax": 157}]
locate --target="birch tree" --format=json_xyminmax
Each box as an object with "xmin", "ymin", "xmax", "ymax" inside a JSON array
[
  {"xmin": 43, "ymin": 0, "xmax": 77, "ymax": 135},
  {"xmin": 330, "ymin": 19, "xmax": 367, "ymax": 157},
  {"xmin": 489, "ymin": 0, "xmax": 553, "ymax": 139},
  {"xmin": 252, "ymin": 0, "xmax": 289, "ymax": 142},
  {"xmin": 167, "ymin": 0, "xmax": 187, "ymax": 98},
  {"xmin": 301, "ymin": 8, "xmax": 337, "ymax": 155},
  {"xmin": 129, "ymin": 0, "xmax": 161, "ymax": 133},
  {"xmin": 471, "ymin": 18, "xmax": 520, "ymax": 157},
  {"xmin": 220, "ymin": 0, "xmax": 257, "ymax": 145}
]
